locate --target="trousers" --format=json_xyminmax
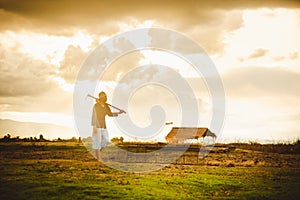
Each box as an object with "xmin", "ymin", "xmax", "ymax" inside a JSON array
[{"xmin": 92, "ymin": 128, "xmax": 109, "ymax": 150}]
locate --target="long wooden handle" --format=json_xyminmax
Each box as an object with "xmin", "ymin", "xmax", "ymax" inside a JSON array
[
  {"xmin": 106, "ymin": 103, "xmax": 126, "ymax": 113},
  {"xmin": 87, "ymin": 94, "xmax": 126, "ymax": 114},
  {"xmin": 87, "ymin": 94, "xmax": 97, "ymax": 100}
]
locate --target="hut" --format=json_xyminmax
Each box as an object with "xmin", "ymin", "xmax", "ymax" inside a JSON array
[{"xmin": 165, "ymin": 127, "xmax": 217, "ymax": 143}]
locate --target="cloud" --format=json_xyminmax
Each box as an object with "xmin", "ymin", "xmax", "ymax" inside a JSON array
[
  {"xmin": 1, "ymin": 0, "xmax": 299, "ymax": 54},
  {"xmin": 222, "ymin": 66, "xmax": 300, "ymax": 98},
  {"xmin": 152, "ymin": 10, "xmax": 244, "ymax": 54},
  {"xmin": 1, "ymin": 0, "xmax": 299, "ymax": 25},
  {"xmin": 272, "ymin": 51, "xmax": 299, "ymax": 62},
  {"xmin": 0, "ymin": 8, "xmax": 34, "ymax": 32},
  {"xmin": 58, "ymin": 45, "xmax": 90, "ymax": 83},
  {"xmin": 111, "ymin": 64, "xmax": 208, "ymax": 113},
  {"xmin": 0, "ymin": 82, "xmax": 73, "ymax": 114},
  {"xmin": 73, "ymin": 34, "xmax": 144, "ymax": 82},
  {"xmin": 289, "ymin": 51, "xmax": 298, "ymax": 60},
  {"xmin": 0, "ymin": 40, "xmax": 74, "ymax": 113},
  {"xmin": 101, "ymin": 50, "xmax": 145, "ymax": 82},
  {"xmin": 3, "ymin": 2, "xmax": 243, "ymax": 54},
  {"xmin": 248, "ymin": 48, "xmax": 269, "ymax": 59},
  {"xmin": 0, "ymin": 48, "xmax": 56, "ymax": 97}
]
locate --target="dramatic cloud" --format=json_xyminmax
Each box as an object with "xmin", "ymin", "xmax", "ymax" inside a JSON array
[
  {"xmin": 0, "ymin": 39, "xmax": 73, "ymax": 114},
  {"xmin": 152, "ymin": 10, "xmax": 244, "ymax": 54},
  {"xmin": 1, "ymin": 0, "xmax": 299, "ymax": 53},
  {"xmin": 101, "ymin": 51, "xmax": 145, "ymax": 82},
  {"xmin": 0, "ymin": 46, "xmax": 56, "ymax": 97},
  {"xmin": 58, "ymin": 45, "xmax": 90, "ymax": 83},
  {"xmin": 0, "ymin": 83, "xmax": 73, "ymax": 114},
  {"xmin": 1, "ymin": 0, "xmax": 299, "ymax": 26}
]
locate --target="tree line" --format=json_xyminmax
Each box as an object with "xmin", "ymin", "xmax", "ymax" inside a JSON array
[{"xmin": 0, "ymin": 134, "xmax": 81, "ymax": 142}]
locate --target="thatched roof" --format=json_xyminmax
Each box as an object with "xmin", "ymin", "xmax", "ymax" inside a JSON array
[{"xmin": 165, "ymin": 127, "xmax": 216, "ymax": 143}]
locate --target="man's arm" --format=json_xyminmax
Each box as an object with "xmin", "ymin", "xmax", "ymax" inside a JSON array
[
  {"xmin": 91, "ymin": 106, "xmax": 98, "ymax": 133},
  {"xmin": 106, "ymin": 104, "xmax": 124, "ymax": 117}
]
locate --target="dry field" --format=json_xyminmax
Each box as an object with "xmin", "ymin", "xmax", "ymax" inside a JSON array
[{"xmin": 0, "ymin": 141, "xmax": 299, "ymax": 199}]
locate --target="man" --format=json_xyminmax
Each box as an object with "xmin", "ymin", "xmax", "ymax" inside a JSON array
[{"xmin": 91, "ymin": 91, "xmax": 125, "ymax": 162}]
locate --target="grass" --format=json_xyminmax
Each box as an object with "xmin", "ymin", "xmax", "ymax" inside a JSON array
[{"xmin": 0, "ymin": 142, "xmax": 299, "ymax": 199}]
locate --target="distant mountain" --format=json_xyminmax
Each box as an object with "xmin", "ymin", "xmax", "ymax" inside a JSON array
[{"xmin": 0, "ymin": 119, "xmax": 75, "ymax": 139}]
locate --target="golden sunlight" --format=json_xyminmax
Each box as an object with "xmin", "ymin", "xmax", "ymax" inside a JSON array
[
  {"xmin": 220, "ymin": 8, "xmax": 300, "ymax": 70},
  {"xmin": 1, "ymin": 30, "xmax": 93, "ymax": 66}
]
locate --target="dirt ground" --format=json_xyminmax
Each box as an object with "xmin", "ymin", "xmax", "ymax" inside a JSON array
[{"xmin": 1, "ymin": 142, "xmax": 299, "ymax": 199}]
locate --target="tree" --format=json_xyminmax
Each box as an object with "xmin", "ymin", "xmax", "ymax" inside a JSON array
[
  {"xmin": 111, "ymin": 137, "xmax": 124, "ymax": 144},
  {"xmin": 70, "ymin": 137, "xmax": 77, "ymax": 142},
  {"xmin": 39, "ymin": 134, "xmax": 45, "ymax": 141},
  {"xmin": 3, "ymin": 134, "xmax": 11, "ymax": 142}
]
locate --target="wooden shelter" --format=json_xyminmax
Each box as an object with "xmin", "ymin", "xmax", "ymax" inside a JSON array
[{"xmin": 165, "ymin": 127, "xmax": 217, "ymax": 143}]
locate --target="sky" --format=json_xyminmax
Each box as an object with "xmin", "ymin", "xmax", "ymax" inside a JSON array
[{"xmin": 0, "ymin": 0, "xmax": 300, "ymax": 143}]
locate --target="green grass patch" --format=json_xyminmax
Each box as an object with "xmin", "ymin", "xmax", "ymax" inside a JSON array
[{"xmin": 1, "ymin": 142, "xmax": 299, "ymax": 199}]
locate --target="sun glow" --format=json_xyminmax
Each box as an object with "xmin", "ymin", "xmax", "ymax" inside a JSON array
[
  {"xmin": 138, "ymin": 49, "xmax": 199, "ymax": 77},
  {"xmin": 218, "ymin": 8, "xmax": 300, "ymax": 71},
  {"xmin": 1, "ymin": 30, "xmax": 93, "ymax": 66},
  {"xmin": 50, "ymin": 76, "xmax": 74, "ymax": 93}
]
